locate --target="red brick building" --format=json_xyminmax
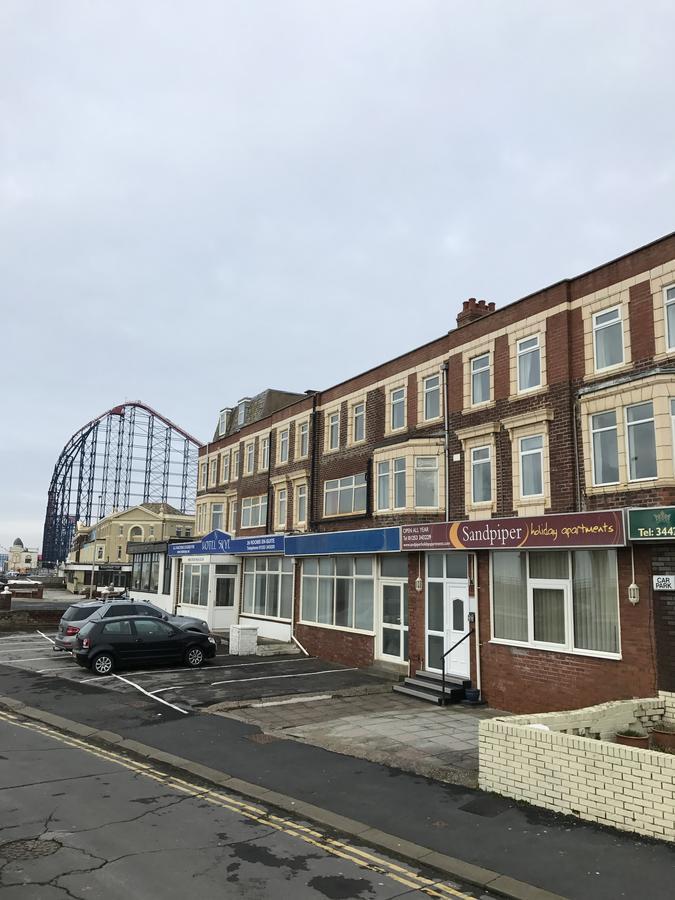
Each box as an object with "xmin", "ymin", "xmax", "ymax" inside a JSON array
[{"xmin": 183, "ymin": 231, "xmax": 675, "ymax": 713}]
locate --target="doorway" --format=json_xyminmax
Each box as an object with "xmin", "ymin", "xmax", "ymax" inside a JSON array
[
  {"xmin": 426, "ymin": 552, "xmax": 471, "ymax": 679},
  {"xmin": 212, "ymin": 563, "xmax": 238, "ymax": 629}
]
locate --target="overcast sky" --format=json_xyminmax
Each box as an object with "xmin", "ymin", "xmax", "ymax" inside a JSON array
[{"xmin": 2, "ymin": 1, "xmax": 675, "ymax": 553}]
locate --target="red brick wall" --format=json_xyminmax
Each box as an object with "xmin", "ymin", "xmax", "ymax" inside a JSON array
[
  {"xmin": 476, "ymin": 546, "xmax": 657, "ymax": 714},
  {"xmin": 294, "ymin": 623, "xmax": 375, "ymax": 667},
  {"xmin": 629, "ymin": 280, "xmax": 656, "ymax": 364}
]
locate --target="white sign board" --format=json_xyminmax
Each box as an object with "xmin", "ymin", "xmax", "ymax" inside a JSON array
[{"xmin": 653, "ymin": 575, "xmax": 675, "ymax": 591}]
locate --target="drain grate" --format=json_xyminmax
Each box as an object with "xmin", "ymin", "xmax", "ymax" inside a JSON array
[
  {"xmin": 0, "ymin": 839, "xmax": 61, "ymax": 861},
  {"xmin": 246, "ymin": 733, "xmax": 279, "ymax": 745}
]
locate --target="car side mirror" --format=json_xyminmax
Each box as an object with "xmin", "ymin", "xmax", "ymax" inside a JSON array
[{"xmin": 162, "ymin": 614, "xmax": 169, "ymax": 621}]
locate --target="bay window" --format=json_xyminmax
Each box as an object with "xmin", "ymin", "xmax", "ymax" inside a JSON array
[
  {"xmin": 211, "ymin": 503, "xmax": 223, "ymax": 531},
  {"xmin": 591, "ymin": 411, "xmax": 619, "ymax": 485},
  {"xmin": 377, "ymin": 458, "xmax": 407, "ymax": 511},
  {"xmin": 296, "ymin": 483, "xmax": 307, "ymax": 524},
  {"xmin": 414, "ymin": 456, "xmax": 438, "ymax": 507},
  {"xmin": 276, "ymin": 488, "xmax": 287, "ymax": 528},
  {"xmin": 666, "ymin": 285, "xmax": 675, "ymax": 350},
  {"xmin": 626, "ymin": 402, "xmax": 657, "ymax": 481}
]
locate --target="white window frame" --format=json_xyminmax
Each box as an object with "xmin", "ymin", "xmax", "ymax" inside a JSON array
[
  {"xmin": 390, "ymin": 387, "xmax": 406, "ymax": 431},
  {"xmin": 209, "ymin": 458, "xmax": 218, "ymax": 486},
  {"xmin": 218, "ymin": 410, "xmax": 229, "ymax": 436},
  {"xmin": 276, "ymin": 488, "xmax": 287, "ymax": 529},
  {"xmin": 327, "ymin": 412, "xmax": 340, "ymax": 451},
  {"xmin": 590, "ymin": 410, "xmax": 619, "ymax": 487},
  {"xmin": 377, "ymin": 457, "xmax": 407, "ymax": 511},
  {"xmin": 414, "ymin": 456, "xmax": 439, "ymax": 509},
  {"xmin": 295, "ymin": 483, "xmax": 307, "ymax": 525},
  {"xmin": 221, "ymin": 451, "xmax": 230, "ymax": 484},
  {"xmin": 232, "ymin": 449, "xmax": 239, "ymax": 480},
  {"xmin": 229, "ymin": 500, "xmax": 237, "ymax": 533},
  {"xmin": 211, "ymin": 503, "xmax": 223, "ymax": 531},
  {"xmin": 377, "ymin": 461, "xmax": 390, "ymax": 511},
  {"xmin": 352, "ymin": 402, "xmax": 366, "ymax": 443},
  {"xmin": 423, "ymin": 374, "xmax": 441, "ymax": 421},
  {"xmin": 278, "ymin": 428, "xmax": 290, "ymax": 464},
  {"xmin": 199, "ymin": 462, "xmax": 207, "ymax": 489},
  {"xmin": 297, "ymin": 421, "xmax": 309, "ymax": 459},
  {"xmin": 516, "ymin": 335, "xmax": 541, "ymax": 393},
  {"xmin": 592, "ymin": 305, "xmax": 624, "ymax": 373},
  {"xmin": 471, "ymin": 445, "xmax": 492, "ymax": 504},
  {"xmin": 323, "ymin": 473, "xmax": 367, "ymax": 517},
  {"xmin": 242, "ymin": 557, "xmax": 294, "ymax": 622},
  {"xmin": 237, "ymin": 400, "xmax": 249, "ymax": 426},
  {"xmin": 245, "ymin": 442, "xmax": 255, "ymax": 475},
  {"xmin": 241, "ymin": 495, "xmax": 268, "ymax": 529},
  {"xmin": 665, "ymin": 284, "xmax": 675, "ymax": 351},
  {"xmin": 625, "ymin": 401, "xmax": 657, "ymax": 483},
  {"xmin": 519, "ymin": 434, "xmax": 544, "ymax": 499},
  {"xmin": 471, "ymin": 353, "xmax": 491, "ymax": 405},
  {"xmin": 260, "ymin": 436, "xmax": 269, "ymax": 471},
  {"xmin": 300, "ymin": 556, "xmax": 375, "ymax": 634}
]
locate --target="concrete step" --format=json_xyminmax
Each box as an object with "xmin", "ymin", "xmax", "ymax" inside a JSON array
[
  {"xmin": 392, "ymin": 683, "xmax": 444, "ymax": 704},
  {"xmin": 393, "ymin": 675, "xmax": 467, "ymax": 705},
  {"xmin": 414, "ymin": 669, "xmax": 471, "ymax": 689},
  {"xmin": 256, "ymin": 641, "xmax": 302, "ymax": 657}
]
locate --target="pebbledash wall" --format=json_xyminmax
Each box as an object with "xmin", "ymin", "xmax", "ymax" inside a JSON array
[
  {"xmin": 479, "ymin": 692, "xmax": 675, "ymax": 842},
  {"xmin": 191, "ymin": 231, "xmax": 675, "ymax": 713}
]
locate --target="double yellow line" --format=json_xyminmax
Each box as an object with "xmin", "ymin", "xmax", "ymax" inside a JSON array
[{"xmin": 0, "ymin": 710, "xmax": 477, "ymax": 899}]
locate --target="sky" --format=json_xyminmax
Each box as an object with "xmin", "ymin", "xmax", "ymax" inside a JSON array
[{"xmin": 2, "ymin": 0, "xmax": 675, "ymax": 553}]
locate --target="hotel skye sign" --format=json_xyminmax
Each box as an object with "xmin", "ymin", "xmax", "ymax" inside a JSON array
[{"xmin": 401, "ymin": 510, "xmax": 625, "ymax": 551}]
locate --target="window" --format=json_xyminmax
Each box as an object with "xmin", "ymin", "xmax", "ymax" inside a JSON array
[
  {"xmin": 520, "ymin": 435, "xmax": 544, "ymax": 498},
  {"xmin": 260, "ymin": 436, "xmax": 269, "ymax": 471},
  {"xmin": 162, "ymin": 557, "xmax": 172, "ymax": 595},
  {"xmin": 181, "ymin": 563, "xmax": 209, "ymax": 605},
  {"xmin": 131, "ymin": 552, "xmax": 161, "ymax": 593},
  {"xmin": 391, "ymin": 388, "xmax": 405, "ymax": 430},
  {"xmin": 377, "ymin": 461, "xmax": 390, "ymax": 511},
  {"xmin": 221, "ymin": 451, "xmax": 230, "ymax": 483},
  {"xmin": 276, "ymin": 488, "xmax": 287, "ymax": 528},
  {"xmin": 593, "ymin": 306, "xmax": 624, "ymax": 371},
  {"xmin": 117, "ymin": 546, "xmax": 122, "ymax": 560},
  {"xmin": 471, "ymin": 353, "xmax": 490, "ymax": 404},
  {"xmin": 327, "ymin": 412, "xmax": 339, "ymax": 450},
  {"xmin": 492, "ymin": 549, "xmax": 619, "ymax": 655},
  {"xmin": 377, "ymin": 458, "xmax": 406, "ymax": 511},
  {"xmin": 471, "ymin": 446, "xmax": 491, "ymax": 503},
  {"xmin": 296, "ymin": 484, "xmax": 307, "ymax": 524},
  {"xmin": 237, "ymin": 400, "xmax": 249, "ymax": 426},
  {"xmin": 353, "ymin": 402, "xmax": 365, "ymax": 442},
  {"xmin": 232, "ymin": 449, "xmax": 239, "ymax": 479},
  {"xmin": 298, "ymin": 421, "xmax": 309, "ymax": 458},
  {"xmin": 626, "ymin": 402, "xmax": 657, "ymax": 481},
  {"xmin": 242, "ymin": 557, "xmax": 294, "ymax": 619},
  {"xmin": 229, "ymin": 500, "xmax": 237, "ymax": 533},
  {"xmin": 102, "ymin": 620, "xmax": 133, "ymax": 636},
  {"xmin": 211, "ymin": 503, "xmax": 223, "ymax": 531},
  {"xmin": 517, "ymin": 336, "xmax": 541, "ymax": 392},
  {"xmin": 423, "ymin": 375, "xmax": 440, "ymax": 420},
  {"xmin": 590, "ymin": 411, "xmax": 619, "ymax": 485},
  {"xmin": 301, "ymin": 556, "xmax": 374, "ymax": 631},
  {"xmin": 414, "ymin": 456, "xmax": 438, "ymax": 507},
  {"xmin": 666, "ymin": 285, "xmax": 675, "ymax": 350},
  {"xmin": 245, "ymin": 442, "xmax": 255, "ymax": 475},
  {"xmin": 199, "ymin": 462, "xmax": 207, "ymax": 488},
  {"xmin": 324, "ymin": 473, "xmax": 367, "ymax": 516},
  {"xmin": 118, "ymin": 526, "xmax": 123, "ymax": 535},
  {"xmin": 241, "ymin": 495, "xmax": 268, "ymax": 528},
  {"xmin": 97, "ymin": 546, "xmax": 103, "ymax": 560},
  {"xmin": 218, "ymin": 409, "xmax": 229, "ymax": 435},
  {"xmin": 149, "ymin": 526, "xmax": 154, "ymax": 537},
  {"xmin": 134, "ymin": 619, "xmax": 175, "ymax": 639},
  {"xmin": 209, "ymin": 458, "xmax": 218, "ymax": 485},
  {"xmin": 196, "ymin": 504, "xmax": 206, "ymax": 533},
  {"xmin": 279, "ymin": 428, "xmax": 289, "ymax": 463}
]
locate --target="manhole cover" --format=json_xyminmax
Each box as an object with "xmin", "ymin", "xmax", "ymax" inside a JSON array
[
  {"xmin": 246, "ymin": 733, "xmax": 279, "ymax": 745},
  {"xmin": 0, "ymin": 839, "xmax": 61, "ymax": 861}
]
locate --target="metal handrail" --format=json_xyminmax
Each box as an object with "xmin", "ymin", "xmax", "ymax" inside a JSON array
[{"xmin": 440, "ymin": 628, "xmax": 475, "ymax": 705}]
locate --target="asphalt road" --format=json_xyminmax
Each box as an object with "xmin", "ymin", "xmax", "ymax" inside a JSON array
[{"xmin": 0, "ymin": 713, "xmax": 494, "ymax": 899}]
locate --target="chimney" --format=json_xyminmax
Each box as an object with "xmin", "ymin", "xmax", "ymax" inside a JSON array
[{"xmin": 456, "ymin": 298, "xmax": 496, "ymax": 328}]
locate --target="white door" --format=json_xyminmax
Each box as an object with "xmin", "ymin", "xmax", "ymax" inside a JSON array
[
  {"xmin": 444, "ymin": 579, "xmax": 470, "ymax": 679},
  {"xmin": 212, "ymin": 564, "xmax": 238, "ymax": 630},
  {"xmin": 379, "ymin": 582, "xmax": 409, "ymax": 662}
]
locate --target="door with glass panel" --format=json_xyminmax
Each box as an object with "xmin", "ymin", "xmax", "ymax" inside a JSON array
[
  {"xmin": 426, "ymin": 552, "xmax": 470, "ymax": 677},
  {"xmin": 213, "ymin": 564, "xmax": 238, "ymax": 629},
  {"xmin": 380, "ymin": 583, "xmax": 409, "ymax": 662}
]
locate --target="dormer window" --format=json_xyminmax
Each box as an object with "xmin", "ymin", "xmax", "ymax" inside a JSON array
[
  {"xmin": 237, "ymin": 399, "xmax": 251, "ymax": 427},
  {"xmin": 218, "ymin": 408, "xmax": 231, "ymax": 436}
]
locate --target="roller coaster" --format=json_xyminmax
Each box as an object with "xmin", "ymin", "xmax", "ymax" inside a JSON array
[{"xmin": 42, "ymin": 401, "xmax": 202, "ymax": 565}]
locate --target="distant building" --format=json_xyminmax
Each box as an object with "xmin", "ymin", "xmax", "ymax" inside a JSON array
[
  {"xmin": 8, "ymin": 538, "xmax": 39, "ymax": 574},
  {"xmin": 64, "ymin": 503, "xmax": 194, "ymax": 595}
]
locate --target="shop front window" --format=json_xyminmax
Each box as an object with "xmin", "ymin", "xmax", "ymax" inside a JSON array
[
  {"xmin": 181, "ymin": 563, "xmax": 209, "ymax": 606},
  {"xmin": 242, "ymin": 557, "xmax": 293, "ymax": 620},
  {"xmin": 301, "ymin": 556, "xmax": 374, "ymax": 631}
]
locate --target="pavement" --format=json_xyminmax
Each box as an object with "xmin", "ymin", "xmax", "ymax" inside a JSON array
[
  {"xmin": 224, "ymin": 693, "xmax": 502, "ymax": 787},
  {"xmin": 0, "ymin": 712, "xmax": 497, "ymax": 899},
  {"xmin": 0, "ymin": 634, "xmax": 673, "ymax": 900}
]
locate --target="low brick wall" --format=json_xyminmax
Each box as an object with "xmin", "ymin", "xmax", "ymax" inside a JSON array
[
  {"xmin": 0, "ymin": 610, "xmax": 64, "ymax": 632},
  {"xmin": 479, "ymin": 692, "xmax": 675, "ymax": 842}
]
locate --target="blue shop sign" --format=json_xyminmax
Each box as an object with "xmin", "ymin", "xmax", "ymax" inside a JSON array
[
  {"xmin": 284, "ymin": 527, "xmax": 400, "ymax": 557},
  {"xmin": 169, "ymin": 530, "xmax": 284, "ymax": 557}
]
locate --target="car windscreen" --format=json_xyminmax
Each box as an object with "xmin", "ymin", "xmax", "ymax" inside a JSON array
[{"xmin": 62, "ymin": 606, "xmax": 97, "ymax": 622}]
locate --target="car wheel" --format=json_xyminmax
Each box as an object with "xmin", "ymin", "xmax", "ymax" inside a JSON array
[
  {"xmin": 185, "ymin": 646, "xmax": 204, "ymax": 668},
  {"xmin": 91, "ymin": 652, "xmax": 115, "ymax": 676}
]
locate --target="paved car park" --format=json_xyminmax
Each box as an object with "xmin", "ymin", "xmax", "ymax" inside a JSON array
[{"xmin": 0, "ymin": 630, "xmax": 391, "ymax": 716}]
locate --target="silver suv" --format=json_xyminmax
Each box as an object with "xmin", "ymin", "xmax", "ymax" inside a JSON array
[{"xmin": 54, "ymin": 598, "xmax": 210, "ymax": 651}]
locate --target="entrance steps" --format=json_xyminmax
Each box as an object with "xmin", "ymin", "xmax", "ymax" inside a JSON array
[
  {"xmin": 393, "ymin": 669, "xmax": 470, "ymax": 705},
  {"xmin": 256, "ymin": 638, "xmax": 303, "ymax": 658}
]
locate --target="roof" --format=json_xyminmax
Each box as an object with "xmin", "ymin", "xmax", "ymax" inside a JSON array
[
  {"xmin": 211, "ymin": 388, "xmax": 307, "ymax": 441},
  {"xmin": 138, "ymin": 502, "xmax": 186, "ymax": 516}
]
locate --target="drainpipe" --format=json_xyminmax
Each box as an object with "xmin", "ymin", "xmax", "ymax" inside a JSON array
[
  {"xmin": 471, "ymin": 553, "xmax": 482, "ymax": 694},
  {"xmin": 308, "ymin": 391, "xmax": 319, "ymax": 530},
  {"xmin": 572, "ymin": 397, "xmax": 584, "ymax": 511},
  {"xmin": 441, "ymin": 360, "xmax": 450, "ymax": 519}
]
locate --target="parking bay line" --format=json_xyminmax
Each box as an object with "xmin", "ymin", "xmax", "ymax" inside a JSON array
[
  {"xmin": 111, "ymin": 673, "xmax": 190, "ymax": 715},
  {"xmin": 99, "ymin": 657, "xmax": 319, "ymax": 682},
  {"xmin": 210, "ymin": 668, "xmax": 358, "ymax": 687},
  {"xmin": 0, "ymin": 656, "xmax": 62, "ymax": 663},
  {"xmin": 36, "ymin": 630, "xmax": 56, "ymax": 645}
]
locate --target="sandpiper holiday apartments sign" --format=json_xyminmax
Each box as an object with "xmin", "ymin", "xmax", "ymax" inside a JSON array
[{"xmin": 401, "ymin": 510, "xmax": 625, "ymax": 551}]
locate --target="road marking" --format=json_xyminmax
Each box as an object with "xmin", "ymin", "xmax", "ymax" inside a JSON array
[
  {"xmin": 0, "ymin": 709, "xmax": 477, "ymax": 899},
  {"xmin": 117, "ymin": 657, "xmax": 315, "ymax": 680},
  {"xmin": 211, "ymin": 667, "xmax": 357, "ymax": 687},
  {"xmin": 111, "ymin": 673, "xmax": 190, "ymax": 715},
  {"xmin": 0, "ymin": 657, "xmax": 59, "ymax": 663},
  {"xmin": 36, "ymin": 665, "xmax": 81, "ymax": 673},
  {"xmin": 0, "ymin": 647, "xmax": 62, "ymax": 654},
  {"xmin": 36, "ymin": 630, "xmax": 56, "ymax": 645}
]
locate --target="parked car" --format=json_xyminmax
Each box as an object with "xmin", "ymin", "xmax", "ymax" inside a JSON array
[
  {"xmin": 54, "ymin": 598, "xmax": 210, "ymax": 651},
  {"xmin": 72, "ymin": 615, "xmax": 217, "ymax": 675}
]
